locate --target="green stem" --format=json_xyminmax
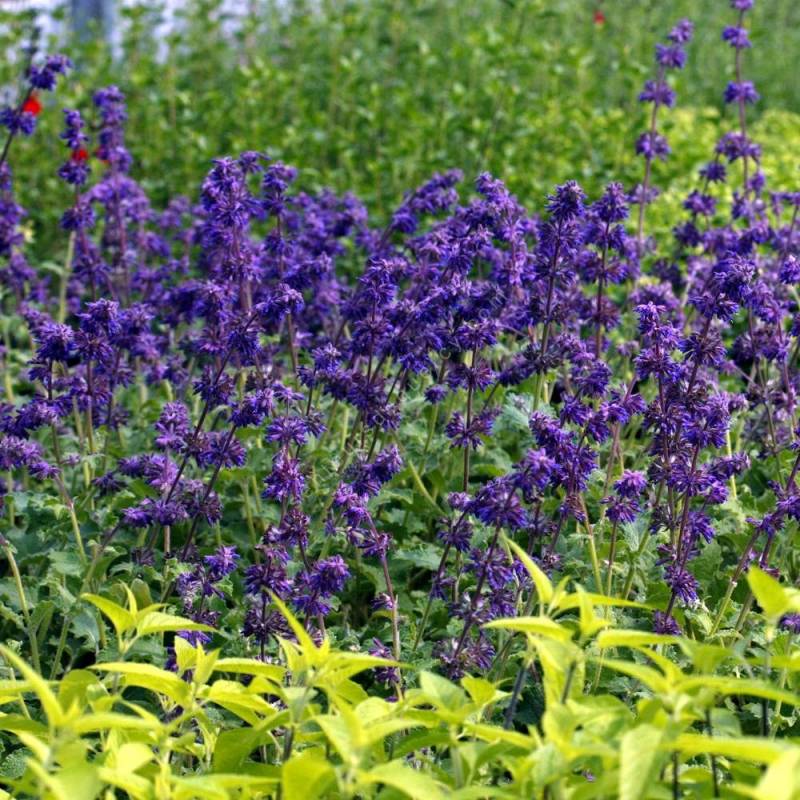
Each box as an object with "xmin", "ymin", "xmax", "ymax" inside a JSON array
[
  {"xmin": 2, "ymin": 543, "xmax": 41, "ymax": 674},
  {"xmin": 605, "ymin": 521, "xmax": 619, "ymax": 596},
  {"xmin": 49, "ymin": 523, "xmax": 119, "ymax": 679},
  {"xmin": 58, "ymin": 232, "xmax": 75, "ymax": 325},
  {"xmin": 584, "ymin": 521, "xmax": 603, "ymax": 595}
]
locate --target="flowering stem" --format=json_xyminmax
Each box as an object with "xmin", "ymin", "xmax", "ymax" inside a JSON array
[
  {"xmin": 286, "ymin": 312, "xmax": 299, "ymax": 374},
  {"xmin": 53, "ymin": 475, "xmax": 87, "ymax": 564},
  {"xmin": 594, "ymin": 225, "xmax": 610, "ymax": 359},
  {"xmin": 0, "ymin": 84, "xmax": 34, "ymax": 173},
  {"xmin": 451, "ymin": 526, "xmax": 502, "ymax": 665},
  {"xmin": 708, "ymin": 526, "xmax": 761, "ymax": 636},
  {"xmin": 411, "ymin": 541, "xmax": 451, "ymax": 655},
  {"xmin": 380, "ymin": 552, "xmax": 401, "ymax": 663},
  {"xmin": 636, "ymin": 65, "xmax": 665, "ymax": 246},
  {"xmin": 585, "ymin": 520, "xmax": 604, "ymax": 595},
  {"xmin": 179, "ymin": 424, "xmax": 239, "ymax": 560},
  {"xmin": 622, "ymin": 529, "xmax": 651, "ymax": 600},
  {"xmin": 58, "ymin": 232, "xmax": 75, "ymax": 325},
  {"xmin": 503, "ymin": 658, "xmax": 530, "ymax": 730},
  {"xmin": 49, "ymin": 524, "xmax": 120, "ymax": 679},
  {"xmin": 463, "ymin": 346, "xmax": 478, "ymax": 493},
  {"xmin": 733, "ymin": 9, "xmax": 750, "ymax": 191}
]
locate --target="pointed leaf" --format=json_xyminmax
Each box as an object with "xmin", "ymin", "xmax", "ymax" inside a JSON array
[
  {"xmin": 504, "ymin": 537, "xmax": 552, "ymax": 605},
  {"xmin": 81, "ymin": 594, "xmax": 135, "ymax": 638}
]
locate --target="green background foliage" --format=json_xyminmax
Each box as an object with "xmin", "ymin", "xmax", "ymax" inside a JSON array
[{"xmin": 2, "ymin": 0, "xmax": 800, "ymax": 244}]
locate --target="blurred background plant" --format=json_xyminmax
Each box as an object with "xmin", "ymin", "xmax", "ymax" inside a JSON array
[{"xmin": 2, "ymin": 0, "xmax": 800, "ymax": 258}]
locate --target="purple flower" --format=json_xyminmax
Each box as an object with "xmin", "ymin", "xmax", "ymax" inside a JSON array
[
  {"xmin": 653, "ymin": 611, "xmax": 681, "ymax": 635},
  {"xmin": 262, "ymin": 451, "xmax": 305, "ymax": 502},
  {"xmin": 724, "ymin": 81, "xmax": 759, "ymax": 105},
  {"xmin": 204, "ymin": 545, "xmax": 240, "ymax": 582},
  {"xmin": 636, "ymin": 132, "xmax": 671, "ymax": 161},
  {"xmin": 468, "ymin": 478, "xmax": 527, "ymax": 530},
  {"xmin": 668, "ymin": 19, "xmax": 694, "ymax": 44},
  {"xmin": 27, "ymin": 54, "xmax": 72, "ymax": 90},
  {"xmin": 369, "ymin": 639, "xmax": 400, "ymax": 686},
  {"xmin": 656, "ymin": 43, "xmax": 687, "ymax": 70},
  {"xmin": 294, "ymin": 556, "xmax": 350, "ymax": 617},
  {"xmin": 664, "ymin": 564, "xmax": 699, "ymax": 605},
  {"xmin": 722, "ymin": 26, "xmax": 751, "ymax": 49},
  {"xmin": 244, "ymin": 552, "xmax": 292, "ymax": 598},
  {"xmin": 546, "ymin": 181, "xmax": 586, "ymax": 223},
  {"xmin": 154, "ymin": 402, "xmax": 191, "ymax": 451},
  {"xmin": 638, "ymin": 81, "xmax": 675, "ymax": 108},
  {"xmin": 614, "ymin": 471, "xmax": 647, "ymax": 498}
]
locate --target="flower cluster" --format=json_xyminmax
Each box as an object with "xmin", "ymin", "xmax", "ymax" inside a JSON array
[{"xmin": 0, "ymin": 53, "xmax": 71, "ymax": 139}]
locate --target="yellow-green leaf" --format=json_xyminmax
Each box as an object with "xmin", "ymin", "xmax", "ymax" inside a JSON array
[
  {"xmin": 747, "ymin": 566, "xmax": 791, "ymax": 621},
  {"xmin": 82, "ymin": 594, "xmax": 136, "ymax": 638},
  {"xmin": 504, "ymin": 536, "xmax": 553, "ymax": 605},
  {"xmin": 619, "ymin": 724, "xmax": 665, "ymax": 800},
  {"xmin": 0, "ymin": 645, "xmax": 63, "ymax": 727},
  {"xmin": 135, "ymin": 611, "xmax": 215, "ymax": 637},
  {"xmin": 282, "ymin": 748, "xmax": 336, "ymax": 800},
  {"xmin": 674, "ymin": 733, "xmax": 790, "ymax": 765},
  {"xmin": 361, "ymin": 760, "xmax": 445, "ymax": 800},
  {"xmin": 484, "ymin": 615, "xmax": 573, "ymax": 642}
]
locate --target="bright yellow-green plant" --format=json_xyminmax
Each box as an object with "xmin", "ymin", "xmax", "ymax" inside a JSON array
[{"xmin": 1, "ymin": 562, "xmax": 797, "ymax": 799}]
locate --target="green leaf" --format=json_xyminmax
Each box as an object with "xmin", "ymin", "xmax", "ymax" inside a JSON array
[
  {"xmin": 282, "ymin": 749, "xmax": 336, "ymax": 800},
  {"xmin": 594, "ymin": 657, "xmax": 669, "ymax": 694},
  {"xmin": 747, "ymin": 566, "xmax": 792, "ymax": 622},
  {"xmin": 619, "ymin": 724, "xmax": 664, "ymax": 800},
  {"xmin": 360, "ymin": 760, "xmax": 445, "ymax": 799},
  {"xmin": 597, "ymin": 630, "xmax": 682, "ymax": 650},
  {"xmin": 0, "ymin": 645, "xmax": 63, "ymax": 727},
  {"xmin": 753, "ymin": 750, "xmax": 800, "ymax": 800},
  {"xmin": 461, "ymin": 675, "xmax": 505, "ymax": 708},
  {"xmin": 418, "ymin": 670, "xmax": 467, "ymax": 711},
  {"xmin": 677, "ymin": 676, "xmax": 800, "ymax": 708},
  {"xmin": 484, "ymin": 615, "xmax": 573, "ymax": 642},
  {"xmin": 57, "ymin": 669, "xmax": 104, "ymax": 711},
  {"xmin": 135, "ymin": 611, "xmax": 216, "ymax": 637},
  {"xmin": 206, "ymin": 680, "xmax": 276, "ymax": 719},
  {"xmin": 71, "ymin": 712, "xmax": 160, "ymax": 734},
  {"xmin": 576, "ymin": 589, "xmax": 610, "ymax": 638},
  {"xmin": 557, "ymin": 593, "xmax": 652, "ymax": 611},
  {"xmin": 504, "ymin": 537, "xmax": 553, "ymax": 606},
  {"xmin": 674, "ymin": 733, "xmax": 790, "ymax": 765},
  {"xmin": 81, "ymin": 593, "xmax": 136, "ymax": 638},
  {"xmin": 213, "ymin": 727, "xmax": 268, "ymax": 773},
  {"xmin": 271, "ymin": 594, "xmax": 320, "ymax": 657},
  {"xmin": 213, "ymin": 657, "xmax": 285, "ymax": 683},
  {"xmin": 27, "ymin": 761, "xmax": 102, "ymax": 800},
  {"xmin": 92, "ymin": 663, "xmax": 191, "ymax": 706}
]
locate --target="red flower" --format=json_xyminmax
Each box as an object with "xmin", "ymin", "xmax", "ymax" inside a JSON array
[
  {"xmin": 21, "ymin": 94, "xmax": 43, "ymax": 116},
  {"xmin": 71, "ymin": 148, "xmax": 89, "ymax": 162},
  {"xmin": 594, "ymin": 9, "xmax": 606, "ymax": 25}
]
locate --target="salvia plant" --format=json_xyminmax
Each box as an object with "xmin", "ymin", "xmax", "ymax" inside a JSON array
[{"xmin": 0, "ymin": 2, "xmax": 798, "ymax": 798}]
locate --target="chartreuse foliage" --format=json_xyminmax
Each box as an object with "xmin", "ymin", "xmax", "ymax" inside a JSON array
[{"xmin": 0, "ymin": 567, "xmax": 797, "ymax": 800}]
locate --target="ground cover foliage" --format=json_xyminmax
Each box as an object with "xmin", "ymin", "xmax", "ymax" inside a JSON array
[{"xmin": 0, "ymin": 1, "xmax": 799, "ymax": 798}]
